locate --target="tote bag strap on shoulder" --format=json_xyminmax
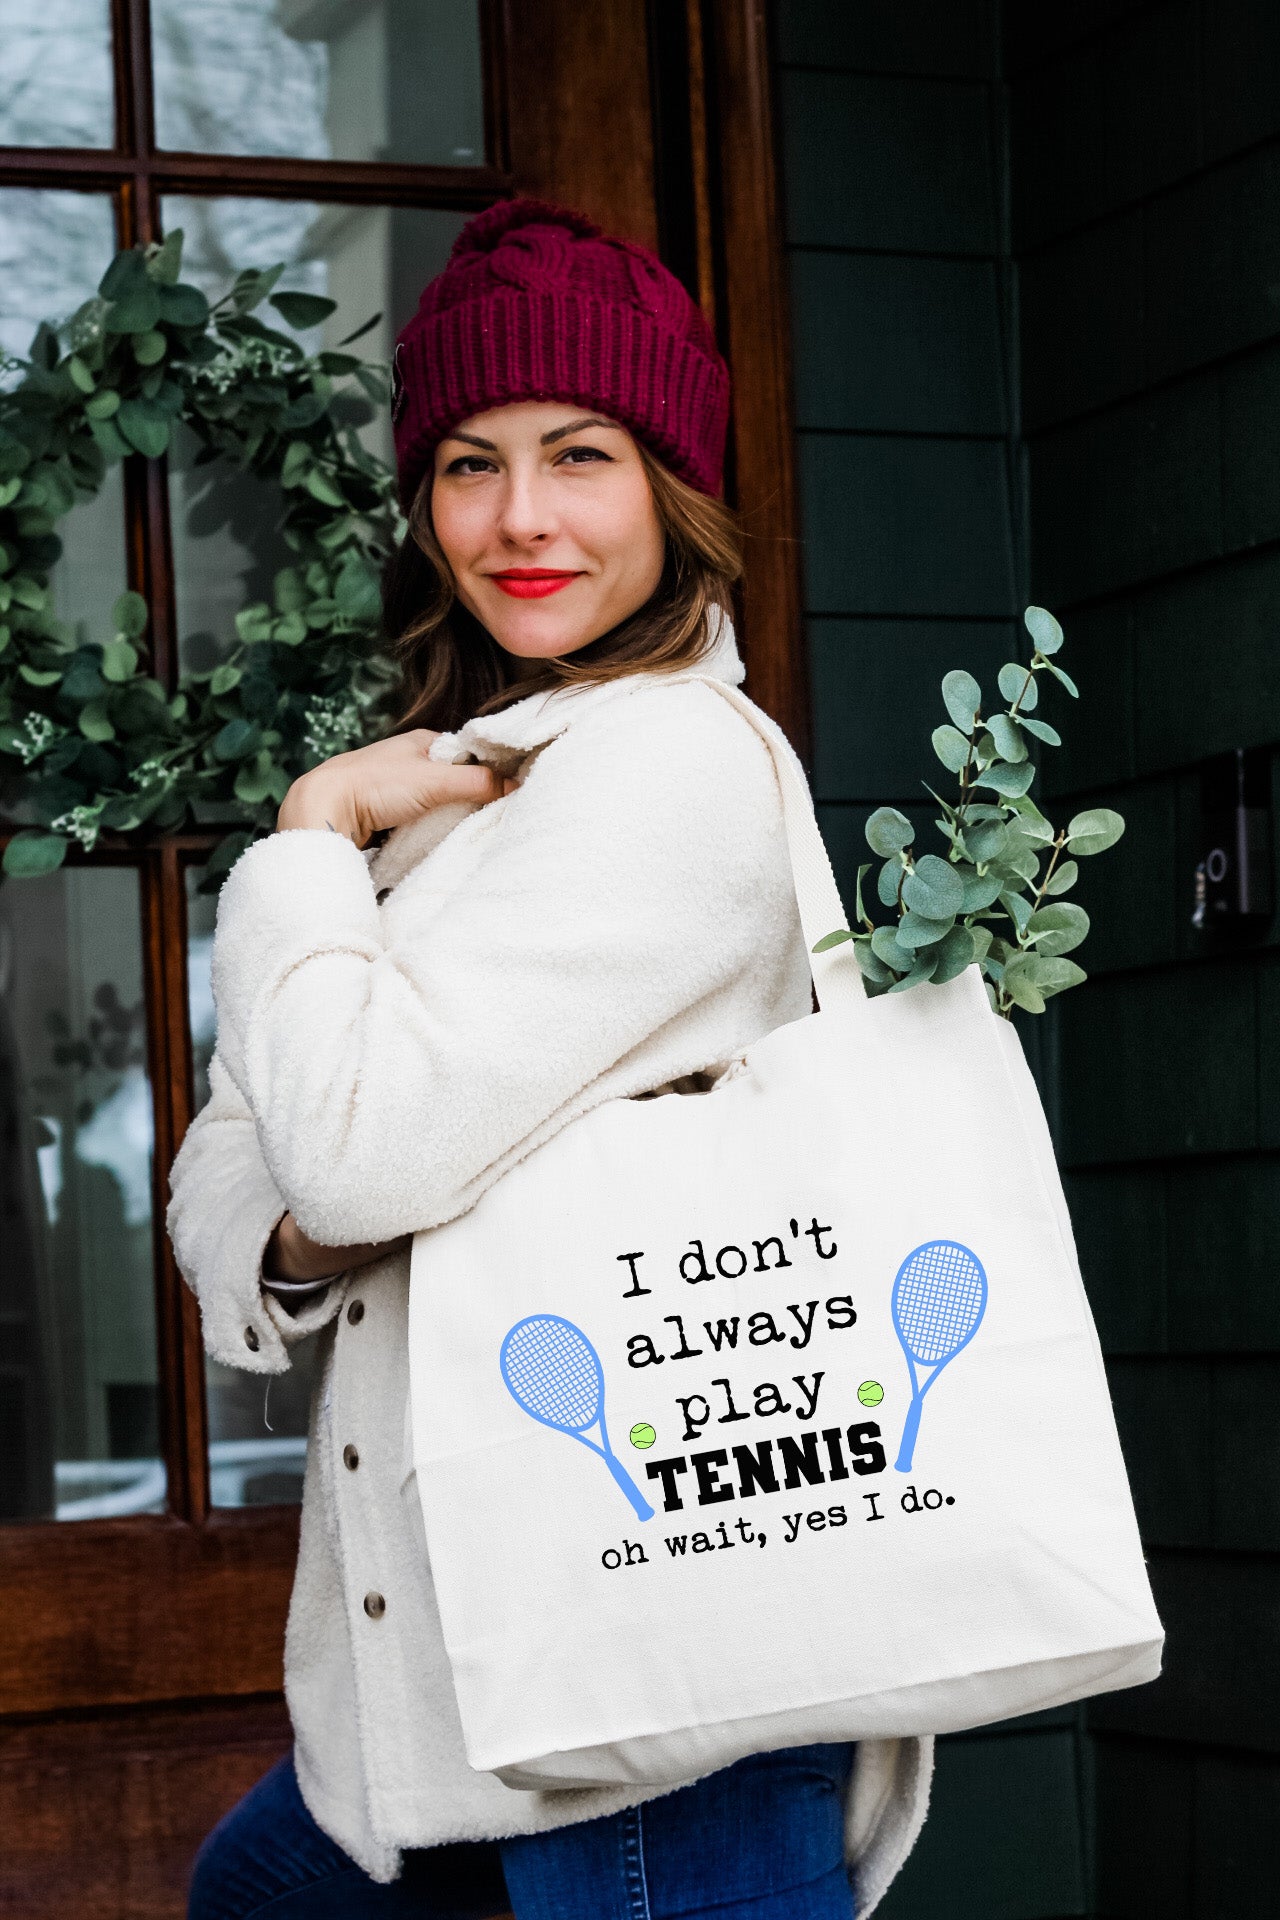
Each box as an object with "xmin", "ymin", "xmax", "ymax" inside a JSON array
[{"xmin": 690, "ymin": 676, "xmax": 867, "ymax": 1017}]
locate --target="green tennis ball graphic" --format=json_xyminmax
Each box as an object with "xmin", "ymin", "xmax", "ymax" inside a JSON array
[
  {"xmin": 630, "ymin": 1422, "xmax": 657, "ymax": 1450},
  {"xmin": 857, "ymin": 1380, "xmax": 884, "ymax": 1408}
]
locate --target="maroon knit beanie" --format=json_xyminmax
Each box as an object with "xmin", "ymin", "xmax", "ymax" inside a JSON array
[{"xmin": 391, "ymin": 198, "xmax": 730, "ymax": 505}]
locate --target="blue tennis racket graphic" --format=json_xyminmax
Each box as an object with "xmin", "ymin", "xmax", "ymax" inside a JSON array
[
  {"xmin": 891, "ymin": 1240, "xmax": 988, "ymax": 1473},
  {"xmin": 499, "ymin": 1314, "xmax": 654, "ymax": 1522}
]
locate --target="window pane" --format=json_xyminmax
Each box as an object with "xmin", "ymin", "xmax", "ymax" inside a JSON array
[
  {"xmin": 162, "ymin": 196, "xmax": 464, "ymax": 676},
  {"xmin": 152, "ymin": 0, "xmax": 484, "ymax": 166},
  {"xmin": 184, "ymin": 864, "xmax": 317, "ymax": 1507},
  {"xmin": 0, "ymin": 866, "xmax": 166, "ymax": 1521},
  {"xmin": 0, "ymin": 188, "xmax": 117, "ymax": 373},
  {"xmin": 0, "ymin": 191, "xmax": 127, "ymax": 827},
  {"xmin": 0, "ymin": 0, "xmax": 114, "ymax": 150}
]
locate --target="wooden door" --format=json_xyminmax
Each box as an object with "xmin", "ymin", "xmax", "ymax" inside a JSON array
[{"xmin": 0, "ymin": 4, "xmax": 799, "ymax": 1913}]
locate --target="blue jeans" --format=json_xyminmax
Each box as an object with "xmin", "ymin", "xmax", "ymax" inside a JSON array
[{"xmin": 189, "ymin": 1745, "xmax": 855, "ymax": 1920}]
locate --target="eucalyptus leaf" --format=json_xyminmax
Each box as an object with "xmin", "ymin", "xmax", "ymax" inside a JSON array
[
  {"xmin": 1001, "ymin": 955, "xmax": 1046, "ymax": 1014},
  {"xmin": 337, "ymin": 311, "xmax": 384, "ymax": 348},
  {"xmin": 898, "ymin": 909, "xmax": 955, "ymax": 949},
  {"xmin": 157, "ymin": 283, "xmax": 210, "ymax": 327},
  {"xmin": 960, "ymin": 869, "xmax": 1003, "ymax": 911},
  {"xmin": 133, "ymin": 330, "xmax": 167, "ymax": 366},
  {"xmin": 1001, "ymin": 889, "xmax": 1033, "ymax": 935},
  {"xmin": 853, "ymin": 861, "xmax": 871, "ymax": 927},
  {"xmin": 104, "ymin": 286, "xmax": 161, "ymax": 335},
  {"xmin": 1024, "ymin": 605, "xmax": 1064, "ymax": 654},
  {"xmin": 865, "ymin": 806, "xmax": 915, "ymax": 857},
  {"xmin": 99, "ymin": 249, "xmax": 149, "ymax": 301},
  {"xmin": 901, "ymin": 852, "xmax": 964, "ymax": 919},
  {"xmin": 235, "ymin": 604, "xmax": 273, "ymax": 644},
  {"xmin": 113, "ymin": 590, "xmax": 148, "ymax": 638},
  {"xmin": 985, "ymin": 711, "xmax": 1027, "ymax": 763},
  {"xmin": 1067, "ymin": 806, "xmax": 1125, "ymax": 856},
  {"xmin": 1044, "ymin": 859, "xmax": 1078, "ymax": 895},
  {"xmin": 931, "ymin": 723, "xmax": 971, "ymax": 772},
  {"xmin": 1043, "ymin": 658, "xmax": 1079, "ymax": 697},
  {"xmin": 941, "ymin": 668, "xmax": 982, "ymax": 733},
  {"xmin": 854, "ymin": 941, "xmax": 895, "ymax": 987},
  {"xmin": 147, "ymin": 230, "xmax": 184, "ymax": 286},
  {"xmin": 78, "ymin": 699, "xmax": 115, "ymax": 741},
  {"xmin": 117, "ymin": 398, "xmax": 170, "ymax": 457},
  {"xmin": 1018, "ymin": 715, "xmax": 1061, "ymax": 746},
  {"xmin": 931, "ymin": 923, "xmax": 975, "ymax": 984},
  {"xmin": 1007, "ymin": 797, "xmax": 1055, "ymax": 842},
  {"xmin": 966, "ymin": 819, "xmax": 1008, "ymax": 864},
  {"xmin": 213, "ymin": 717, "xmax": 262, "ymax": 761},
  {"xmin": 210, "ymin": 663, "xmax": 242, "ymax": 696},
  {"xmin": 272, "ymin": 290, "xmax": 339, "ymax": 331},
  {"xmin": 974, "ymin": 759, "xmax": 1036, "ymax": 798},
  {"xmin": 1027, "ymin": 901, "xmax": 1090, "ymax": 956},
  {"xmin": 1000, "ymin": 661, "xmax": 1038, "ymax": 711},
  {"xmin": 3, "ymin": 828, "xmax": 67, "ymax": 876},
  {"xmin": 871, "ymin": 924, "xmax": 914, "ymax": 972},
  {"xmin": 334, "ymin": 552, "xmax": 381, "ymax": 622},
  {"xmin": 967, "ymin": 924, "xmax": 994, "ymax": 966},
  {"xmin": 84, "ymin": 389, "xmax": 120, "ymax": 420},
  {"xmin": 812, "ymin": 928, "xmax": 855, "ymax": 951},
  {"xmin": 100, "ymin": 638, "xmax": 138, "ymax": 682},
  {"xmin": 888, "ymin": 950, "xmax": 939, "ymax": 993},
  {"xmin": 305, "ymin": 467, "xmax": 346, "ymax": 508},
  {"xmin": 876, "ymin": 858, "xmax": 903, "ymax": 908}
]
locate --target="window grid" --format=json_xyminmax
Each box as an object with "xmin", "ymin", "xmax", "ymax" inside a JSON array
[{"xmin": 0, "ymin": 0, "xmax": 508, "ymax": 1528}]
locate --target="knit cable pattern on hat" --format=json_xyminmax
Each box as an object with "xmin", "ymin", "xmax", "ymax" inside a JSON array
[{"xmin": 392, "ymin": 199, "xmax": 730, "ymax": 503}]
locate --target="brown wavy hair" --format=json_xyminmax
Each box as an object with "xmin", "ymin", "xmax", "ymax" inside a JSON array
[{"xmin": 382, "ymin": 442, "xmax": 743, "ymax": 736}]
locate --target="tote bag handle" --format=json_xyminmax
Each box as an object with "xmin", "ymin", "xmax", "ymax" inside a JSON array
[{"xmin": 692, "ymin": 677, "xmax": 867, "ymax": 1016}]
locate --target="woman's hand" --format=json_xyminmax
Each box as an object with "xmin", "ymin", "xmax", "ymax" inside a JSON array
[
  {"xmin": 277, "ymin": 729, "xmax": 507, "ymax": 846},
  {"xmin": 263, "ymin": 1211, "xmax": 411, "ymax": 1284}
]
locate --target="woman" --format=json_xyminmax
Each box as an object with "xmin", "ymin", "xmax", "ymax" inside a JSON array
[{"xmin": 170, "ymin": 199, "xmax": 931, "ymax": 1920}]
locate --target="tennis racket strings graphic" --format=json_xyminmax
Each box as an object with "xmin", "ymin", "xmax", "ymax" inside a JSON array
[
  {"xmin": 891, "ymin": 1240, "xmax": 988, "ymax": 1473},
  {"xmin": 499, "ymin": 1314, "xmax": 655, "ymax": 1522}
]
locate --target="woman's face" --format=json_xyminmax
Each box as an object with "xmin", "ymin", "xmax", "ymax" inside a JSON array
[{"xmin": 430, "ymin": 400, "xmax": 666, "ymax": 664}]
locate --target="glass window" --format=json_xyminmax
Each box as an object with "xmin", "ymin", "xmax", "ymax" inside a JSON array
[
  {"xmin": 162, "ymin": 195, "xmax": 464, "ymax": 674},
  {"xmin": 0, "ymin": 0, "xmax": 114, "ymax": 150},
  {"xmin": 0, "ymin": 866, "xmax": 166, "ymax": 1521},
  {"xmin": 0, "ymin": 190, "xmax": 127, "ymax": 827},
  {"xmin": 0, "ymin": 189, "xmax": 117, "ymax": 373},
  {"xmin": 151, "ymin": 0, "xmax": 484, "ymax": 167},
  {"xmin": 184, "ymin": 864, "xmax": 318, "ymax": 1507}
]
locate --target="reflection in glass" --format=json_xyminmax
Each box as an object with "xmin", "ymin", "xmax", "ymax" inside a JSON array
[
  {"xmin": 152, "ymin": 0, "xmax": 484, "ymax": 167},
  {"xmin": 185, "ymin": 865, "xmax": 318, "ymax": 1506},
  {"xmin": 0, "ymin": 867, "xmax": 166, "ymax": 1521},
  {"xmin": 0, "ymin": 0, "xmax": 114, "ymax": 149},
  {"xmin": 0, "ymin": 189, "xmax": 117, "ymax": 374},
  {"xmin": 163, "ymin": 196, "xmax": 464, "ymax": 674},
  {"xmin": 0, "ymin": 192, "xmax": 128, "ymax": 825}
]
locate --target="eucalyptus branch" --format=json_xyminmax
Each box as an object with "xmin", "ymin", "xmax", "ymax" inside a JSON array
[{"xmin": 813, "ymin": 607, "xmax": 1125, "ymax": 1018}]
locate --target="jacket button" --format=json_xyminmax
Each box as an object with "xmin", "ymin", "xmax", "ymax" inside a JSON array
[
  {"xmin": 244, "ymin": 1325, "xmax": 260, "ymax": 1352},
  {"xmin": 343, "ymin": 1444, "xmax": 359, "ymax": 1471},
  {"xmin": 347, "ymin": 1299, "xmax": 364, "ymax": 1325},
  {"xmin": 363, "ymin": 1590, "xmax": 386, "ymax": 1620}
]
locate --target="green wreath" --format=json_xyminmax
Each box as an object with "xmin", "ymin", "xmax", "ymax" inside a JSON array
[{"xmin": 0, "ymin": 229, "xmax": 402, "ymax": 884}]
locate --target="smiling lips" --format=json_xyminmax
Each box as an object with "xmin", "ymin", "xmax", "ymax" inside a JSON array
[{"xmin": 487, "ymin": 568, "xmax": 583, "ymax": 599}]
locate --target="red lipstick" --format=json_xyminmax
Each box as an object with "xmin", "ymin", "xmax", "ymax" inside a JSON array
[{"xmin": 488, "ymin": 569, "xmax": 582, "ymax": 599}]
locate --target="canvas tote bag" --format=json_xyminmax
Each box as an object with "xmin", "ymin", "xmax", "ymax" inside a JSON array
[{"xmin": 409, "ymin": 677, "xmax": 1163, "ymax": 1791}]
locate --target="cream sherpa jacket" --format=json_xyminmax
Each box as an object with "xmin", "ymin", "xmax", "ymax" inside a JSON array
[{"xmin": 166, "ymin": 617, "xmax": 932, "ymax": 1910}]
